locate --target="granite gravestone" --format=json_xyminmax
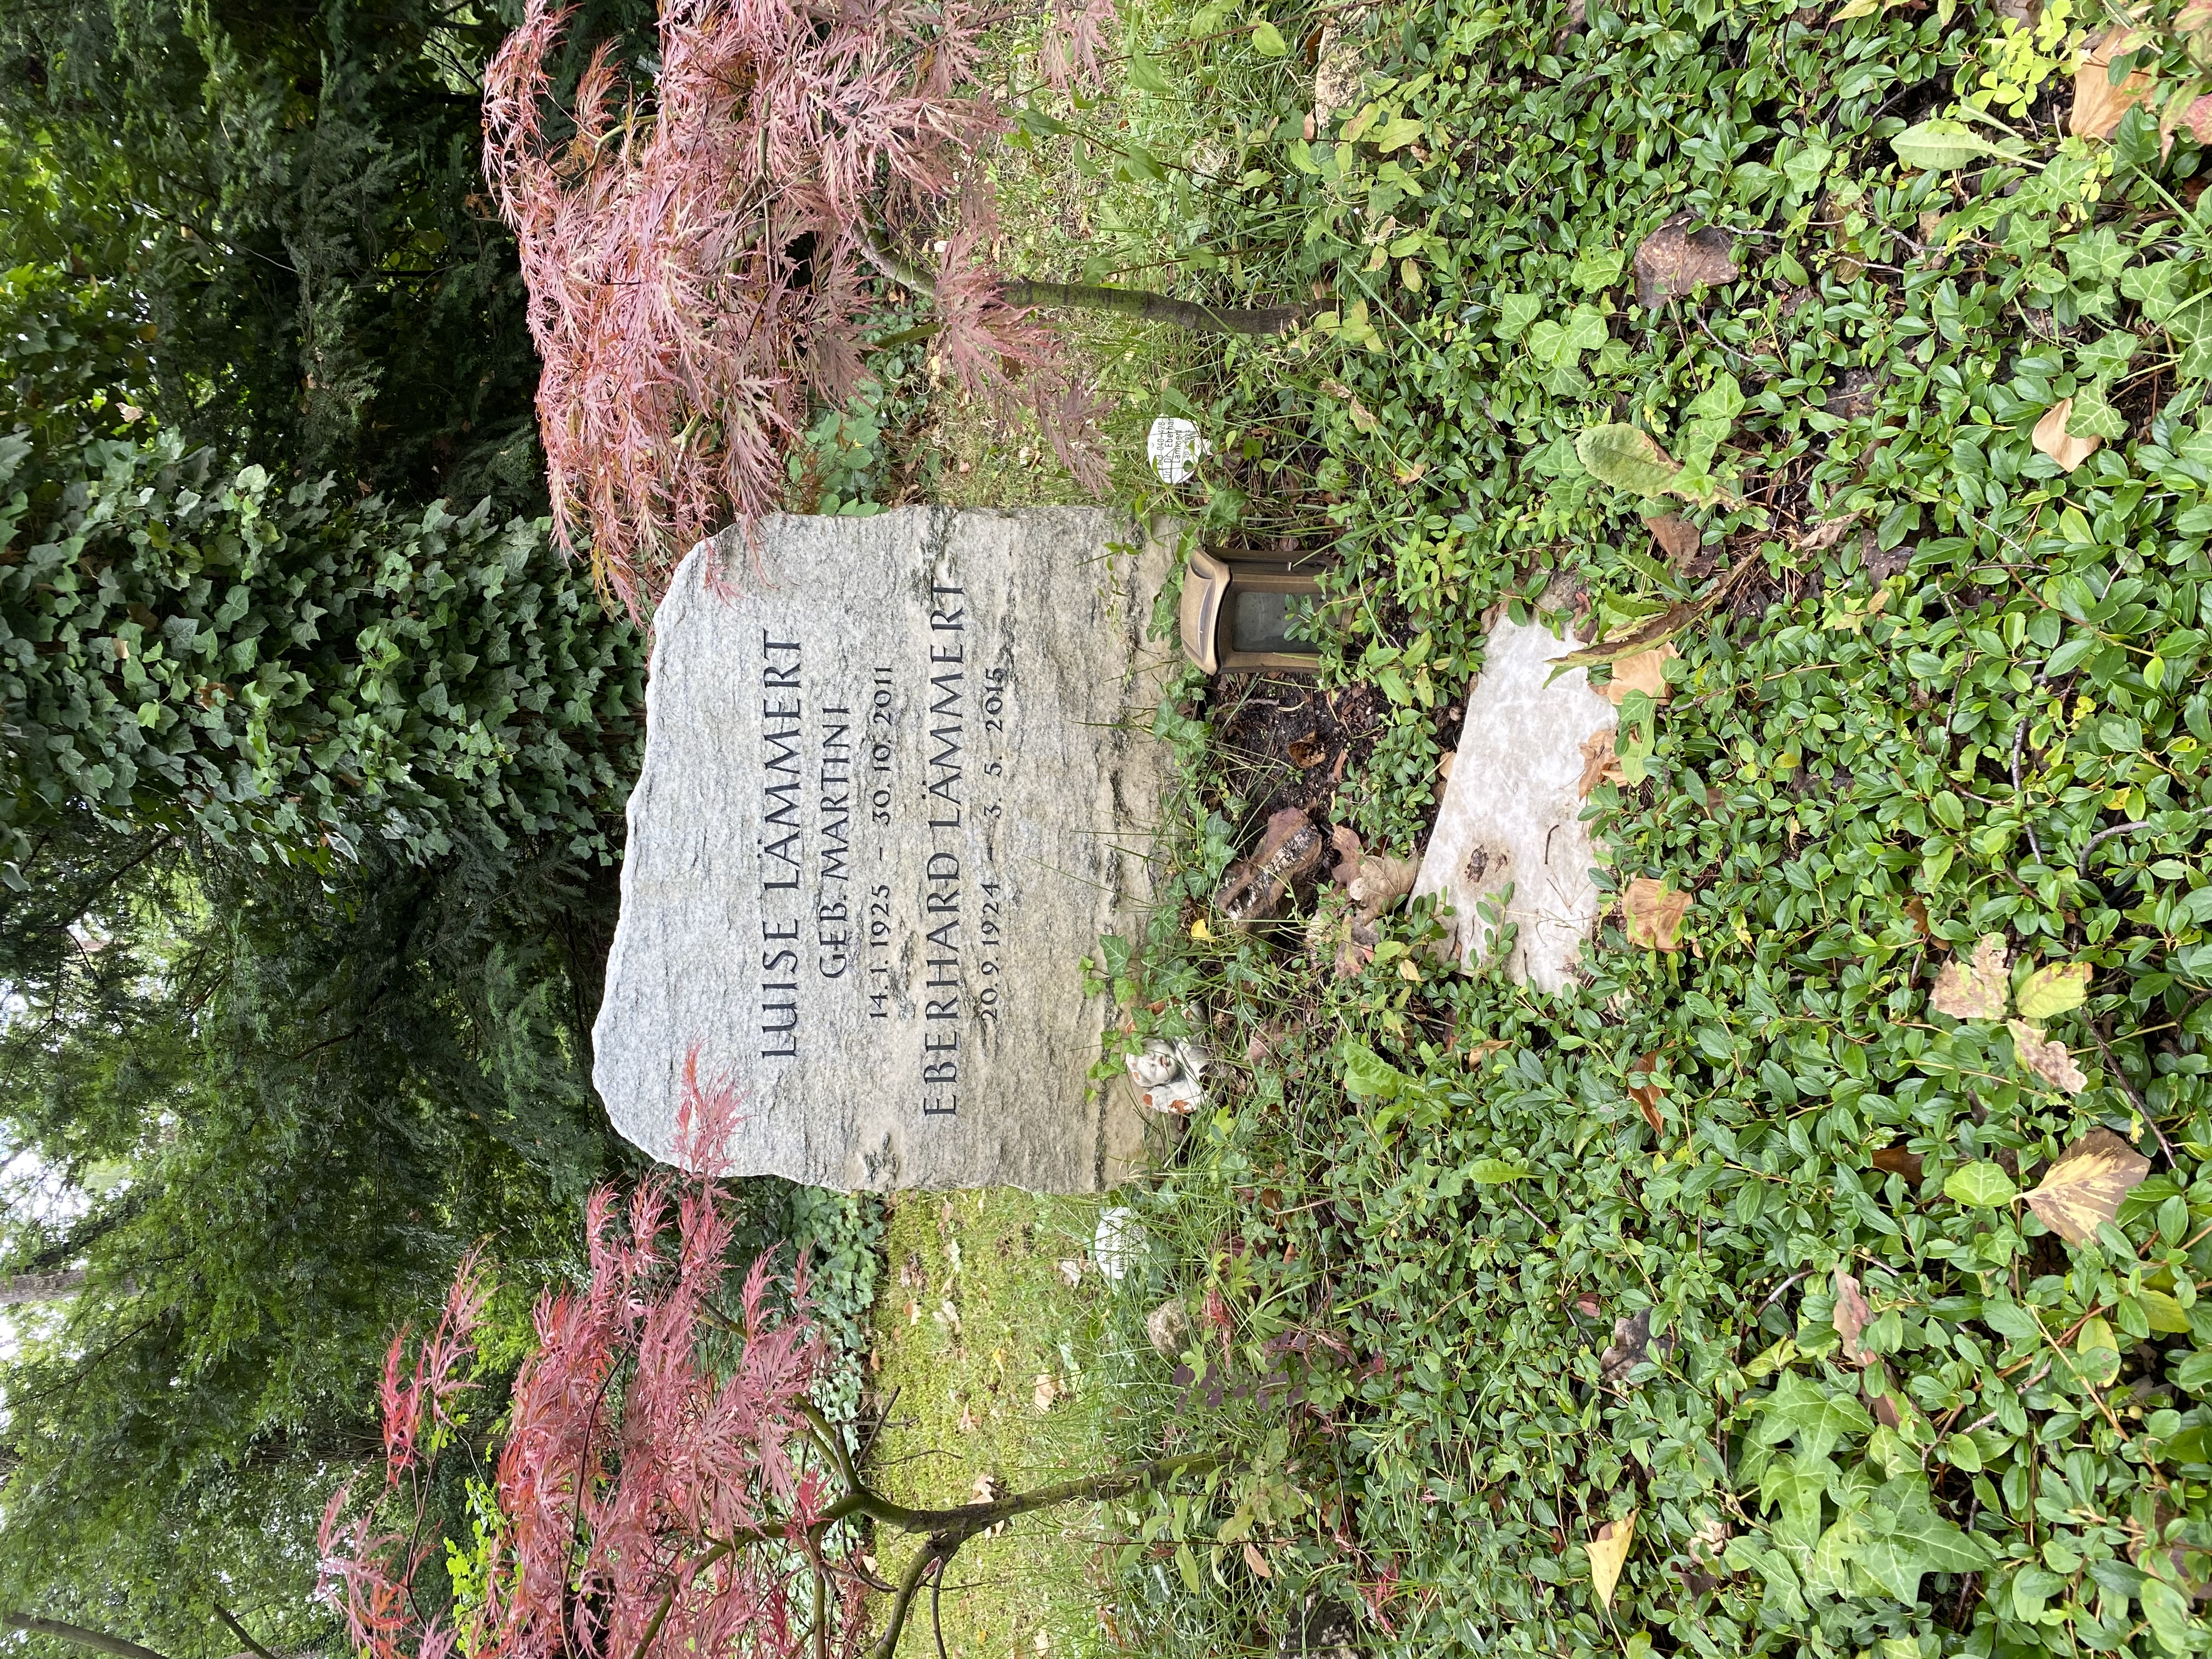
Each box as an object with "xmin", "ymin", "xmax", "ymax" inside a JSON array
[{"xmin": 593, "ymin": 508, "xmax": 1172, "ymax": 1190}]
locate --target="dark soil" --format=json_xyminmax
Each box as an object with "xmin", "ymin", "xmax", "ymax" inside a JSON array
[{"xmin": 1205, "ymin": 674, "xmax": 1392, "ymax": 830}]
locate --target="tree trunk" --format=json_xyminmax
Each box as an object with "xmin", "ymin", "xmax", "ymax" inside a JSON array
[
  {"xmin": 998, "ymin": 279, "xmax": 1305, "ymax": 336},
  {"xmin": 858, "ymin": 225, "xmax": 1304, "ymax": 336},
  {"xmin": 0, "ymin": 1269, "xmax": 88, "ymax": 1306}
]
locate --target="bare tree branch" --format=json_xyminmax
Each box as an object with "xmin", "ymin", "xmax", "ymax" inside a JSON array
[{"xmin": 2, "ymin": 1612, "xmax": 174, "ymax": 1659}]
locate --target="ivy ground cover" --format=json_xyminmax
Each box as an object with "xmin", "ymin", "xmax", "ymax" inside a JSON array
[{"xmin": 1088, "ymin": 0, "xmax": 2212, "ymax": 1652}]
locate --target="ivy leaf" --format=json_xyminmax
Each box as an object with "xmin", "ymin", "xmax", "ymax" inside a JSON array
[
  {"xmin": 1527, "ymin": 306, "xmax": 1606, "ymax": 367},
  {"xmin": 2077, "ymin": 328, "xmax": 2141, "ymax": 380},
  {"xmin": 1753, "ymin": 1372, "xmax": 1875, "ymax": 1462},
  {"xmin": 2067, "ymin": 382, "xmax": 2129, "ymax": 442},
  {"xmin": 1494, "ymin": 292, "xmax": 1543, "ymax": 340},
  {"xmin": 2016, "ymin": 961, "xmax": 2091, "ymax": 1019},
  {"xmin": 1853, "ymin": 1475, "xmax": 1994, "ymax": 1602},
  {"xmin": 1944, "ymin": 1161, "xmax": 2021, "ymax": 1208},
  {"xmin": 1686, "ymin": 370, "xmax": 1746, "ymax": 425},
  {"xmin": 1341, "ymin": 1040, "xmax": 1408, "ymax": 1099},
  {"xmin": 1526, "ymin": 319, "xmax": 1569, "ymax": 365},
  {"xmin": 1890, "ymin": 118, "xmax": 2021, "ymax": 169},
  {"xmin": 2026, "ymin": 1128, "xmax": 2152, "ymax": 1246},
  {"xmin": 1575, "ymin": 424, "xmax": 1683, "ymax": 496},
  {"xmin": 1758, "ymin": 1449, "xmax": 1836, "ymax": 1539},
  {"xmin": 1931, "ymin": 935, "xmax": 2009, "ymax": 1019}
]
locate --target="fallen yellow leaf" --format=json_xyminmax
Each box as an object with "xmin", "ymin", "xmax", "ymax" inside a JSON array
[
  {"xmin": 1622, "ymin": 877, "xmax": 1689, "ymax": 951},
  {"xmin": 2008, "ymin": 1019, "xmax": 2088, "ymax": 1094},
  {"xmin": 1932, "ymin": 934, "xmax": 2008, "ymax": 1021},
  {"xmin": 2027, "ymin": 1127, "xmax": 2150, "ymax": 1246},
  {"xmin": 1588, "ymin": 1510, "xmax": 1637, "ymax": 1610}
]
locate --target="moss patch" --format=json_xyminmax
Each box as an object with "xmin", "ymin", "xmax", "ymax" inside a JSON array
[{"xmin": 862, "ymin": 1188, "xmax": 1132, "ymax": 1659}]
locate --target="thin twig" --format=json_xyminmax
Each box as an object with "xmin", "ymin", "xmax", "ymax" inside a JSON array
[
  {"xmin": 2079, "ymin": 820, "xmax": 2152, "ymax": 864},
  {"xmin": 1757, "ymin": 1271, "xmax": 1809, "ymax": 1314},
  {"xmin": 2011, "ymin": 713, "xmax": 2044, "ymax": 866},
  {"xmin": 2089, "ymin": 1019, "xmax": 2180, "ymax": 1166}
]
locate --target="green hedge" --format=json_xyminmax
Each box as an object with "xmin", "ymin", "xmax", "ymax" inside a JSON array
[{"xmin": 0, "ymin": 428, "xmax": 643, "ymax": 874}]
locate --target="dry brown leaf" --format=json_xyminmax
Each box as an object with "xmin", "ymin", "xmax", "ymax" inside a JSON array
[
  {"xmin": 1599, "ymin": 1308, "xmax": 1650, "ymax": 1384},
  {"xmin": 1242, "ymin": 1541, "xmax": 1273, "ymax": 1579},
  {"xmin": 1342, "ymin": 913, "xmax": 1379, "ymax": 970},
  {"xmin": 1328, "ymin": 823, "xmax": 1363, "ymax": 885},
  {"xmin": 1863, "ymin": 1361, "xmax": 1905, "ymax": 1431},
  {"xmin": 1603, "ymin": 642, "xmax": 1677, "ymax": 706},
  {"xmin": 2072, "ymin": 29, "xmax": 2155, "ymax": 141},
  {"xmin": 1622, "ymin": 877, "xmax": 1689, "ymax": 951},
  {"xmin": 1057, "ymin": 1257, "xmax": 1084, "ymax": 1288},
  {"xmin": 2008, "ymin": 1019, "xmax": 2089, "ymax": 1094},
  {"xmin": 1931, "ymin": 934, "xmax": 2010, "ymax": 1020},
  {"xmin": 2027, "ymin": 1128, "xmax": 2150, "ymax": 1246},
  {"xmin": 1578, "ymin": 727, "xmax": 1627, "ymax": 799},
  {"xmin": 1832, "ymin": 1268, "xmax": 1873, "ymax": 1367},
  {"xmin": 1795, "ymin": 512, "xmax": 1863, "ymax": 553},
  {"xmin": 2033, "ymin": 398, "xmax": 2102, "ymax": 472},
  {"xmin": 1287, "ymin": 731, "xmax": 1326, "ymax": 769},
  {"xmin": 1687, "ymin": 1516, "xmax": 1733, "ymax": 1570},
  {"xmin": 1588, "ymin": 1511, "xmax": 1638, "ymax": 1610},
  {"xmin": 2188, "ymin": 93, "xmax": 2212, "ymax": 146},
  {"xmin": 1903, "ymin": 896, "xmax": 1933, "ymax": 942},
  {"xmin": 1870, "ymin": 1145, "xmax": 1925, "ymax": 1186},
  {"xmin": 1627, "ymin": 1051, "xmax": 1666, "ymax": 1136},
  {"xmin": 1032, "ymin": 1373, "xmax": 1061, "ymax": 1412},
  {"xmin": 1643, "ymin": 512, "xmax": 1702, "ymax": 566},
  {"xmin": 1634, "ymin": 213, "xmax": 1736, "ymax": 308},
  {"xmin": 1312, "ymin": 8, "xmax": 1369, "ymax": 119},
  {"xmin": 1464, "ymin": 1037, "xmax": 1508, "ymax": 1065}
]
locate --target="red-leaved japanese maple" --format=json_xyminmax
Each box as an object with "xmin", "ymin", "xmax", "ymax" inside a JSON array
[
  {"xmin": 482, "ymin": 0, "xmax": 1302, "ymax": 612},
  {"xmin": 319, "ymin": 1066, "xmax": 1211, "ymax": 1659}
]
